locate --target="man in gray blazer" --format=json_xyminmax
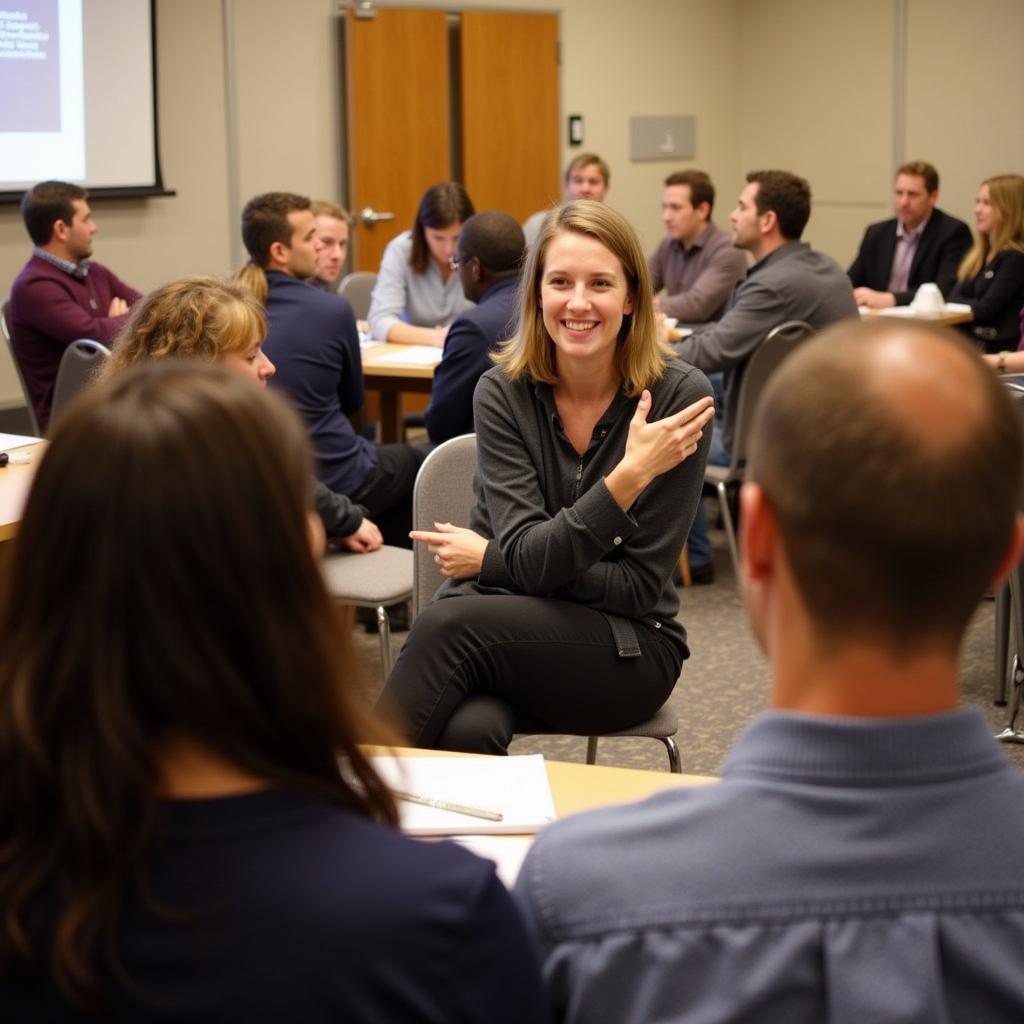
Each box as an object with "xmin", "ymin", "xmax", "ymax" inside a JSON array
[{"xmin": 674, "ymin": 169, "xmax": 857, "ymax": 580}]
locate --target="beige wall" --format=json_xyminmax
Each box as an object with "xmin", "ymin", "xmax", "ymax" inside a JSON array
[
  {"xmin": 2, "ymin": 0, "xmax": 1022, "ymax": 408},
  {"xmin": 736, "ymin": 0, "xmax": 1024, "ymax": 268}
]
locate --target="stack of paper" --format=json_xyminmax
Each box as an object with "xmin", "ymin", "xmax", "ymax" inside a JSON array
[{"xmin": 369, "ymin": 753, "xmax": 557, "ymax": 836}]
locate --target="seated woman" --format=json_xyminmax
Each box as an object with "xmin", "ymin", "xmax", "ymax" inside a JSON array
[
  {"xmin": 377, "ymin": 200, "xmax": 715, "ymax": 754},
  {"xmin": 367, "ymin": 182, "xmax": 475, "ymax": 346},
  {"xmin": 949, "ymin": 174, "xmax": 1024, "ymax": 354},
  {"xmin": 0, "ymin": 363, "xmax": 545, "ymax": 1021},
  {"xmin": 105, "ymin": 275, "xmax": 381, "ymax": 553}
]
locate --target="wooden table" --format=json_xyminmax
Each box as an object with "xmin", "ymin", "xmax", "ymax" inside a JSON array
[
  {"xmin": 859, "ymin": 306, "xmax": 974, "ymax": 326},
  {"xmin": 0, "ymin": 441, "xmax": 44, "ymax": 542},
  {"xmin": 380, "ymin": 746, "xmax": 713, "ymax": 818},
  {"xmin": 361, "ymin": 342, "xmax": 441, "ymax": 444}
]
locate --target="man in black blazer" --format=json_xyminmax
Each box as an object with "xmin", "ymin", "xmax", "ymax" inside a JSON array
[{"xmin": 848, "ymin": 161, "xmax": 972, "ymax": 308}]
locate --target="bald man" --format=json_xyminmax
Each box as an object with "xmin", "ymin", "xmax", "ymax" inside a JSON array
[
  {"xmin": 517, "ymin": 320, "xmax": 1024, "ymax": 1023},
  {"xmin": 424, "ymin": 211, "xmax": 525, "ymax": 444}
]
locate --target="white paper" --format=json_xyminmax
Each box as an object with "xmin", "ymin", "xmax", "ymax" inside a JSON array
[
  {"xmin": 0, "ymin": 433, "xmax": 42, "ymax": 450},
  {"xmin": 449, "ymin": 836, "xmax": 534, "ymax": 888},
  {"xmin": 872, "ymin": 303, "xmax": 971, "ymax": 318},
  {"xmin": 369, "ymin": 346, "xmax": 443, "ymax": 367},
  {"xmin": 370, "ymin": 753, "xmax": 557, "ymax": 836}
]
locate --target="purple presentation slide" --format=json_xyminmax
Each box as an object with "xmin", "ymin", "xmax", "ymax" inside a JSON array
[{"xmin": 0, "ymin": 0, "xmax": 61, "ymax": 132}]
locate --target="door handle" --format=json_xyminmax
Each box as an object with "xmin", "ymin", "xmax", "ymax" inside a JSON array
[{"xmin": 360, "ymin": 207, "xmax": 396, "ymax": 226}]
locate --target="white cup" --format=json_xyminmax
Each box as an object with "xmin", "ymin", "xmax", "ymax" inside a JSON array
[{"xmin": 911, "ymin": 282, "xmax": 945, "ymax": 314}]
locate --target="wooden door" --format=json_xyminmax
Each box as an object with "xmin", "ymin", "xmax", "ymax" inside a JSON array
[
  {"xmin": 460, "ymin": 12, "xmax": 560, "ymax": 222},
  {"xmin": 345, "ymin": 8, "xmax": 451, "ymax": 272}
]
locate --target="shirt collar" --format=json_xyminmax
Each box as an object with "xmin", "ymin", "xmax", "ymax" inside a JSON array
[
  {"xmin": 34, "ymin": 246, "xmax": 89, "ymax": 280},
  {"xmin": 896, "ymin": 214, "xmax": 930, "ymax": 243},
  {"xmin": 724, "ymin": 707, "xmax": 1007, "ymax": 787},
  {"xmin": 675, "ymin": 222, "xmax": 715, "ymax": 256}
]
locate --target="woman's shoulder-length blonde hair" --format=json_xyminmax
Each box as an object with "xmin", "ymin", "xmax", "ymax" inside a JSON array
[
  {"xmin": 958, "ymin": 173, "xmax": 1024, "ymax": 281},
  {"xmin": 493, "ymin": 199, "xmax": 672, "ymax": 397},
  {"xmin": 104, "ymin": 276, "xmax": 266, "ymax": 380}
]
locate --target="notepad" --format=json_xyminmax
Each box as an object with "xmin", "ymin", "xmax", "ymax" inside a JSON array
[
  {"xmin": 369, "ymin": 753, "xmax": 557, "ymax": 836},
  {"xmin": 370, "ymin": 346, "xmax": 443, "ymax": 366},
  {"xmin": 0, "ymin": 433, "xmax": 42, "ymax": 451}
]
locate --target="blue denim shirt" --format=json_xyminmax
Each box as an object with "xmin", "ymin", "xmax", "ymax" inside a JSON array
[{"xmin": 517, "ymin": 708, "xmax": 1024, "ymax": 1023}]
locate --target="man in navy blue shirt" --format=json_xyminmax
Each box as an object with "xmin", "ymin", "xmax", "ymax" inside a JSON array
[
  {"xmin": 239, "ymin": 192, "xmax": 425, "ymax": 548},
  {"xmin": 425, "ymin": 211, "xmax": 524, "ymax": 444}
]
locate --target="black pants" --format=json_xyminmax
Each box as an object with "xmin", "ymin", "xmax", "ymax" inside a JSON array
[
  {"xmin": 376, "ymin": 595, "xmax": 682, "ymax": 754},
  {"xmin": 353, "ymin": 442, "xmax": 429, "ymax": 548}
]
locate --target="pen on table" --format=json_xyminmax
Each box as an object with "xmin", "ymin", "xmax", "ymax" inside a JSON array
[
  {"xmin": 0, "ymin": 452, "xmax": 32, "ymax": 468},
  {"xmin": 392, "ymin": 789, "xmax": 504, "ymax": 822}
]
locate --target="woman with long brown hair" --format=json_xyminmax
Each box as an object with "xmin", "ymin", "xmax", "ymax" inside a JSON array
[
  {"xmin": 0, "ymin": 362, "xmax": 545, "ymax": 1020},
  {"xmin": 367, "ymin": 182, "xmax": 476, "ymax": 346}
]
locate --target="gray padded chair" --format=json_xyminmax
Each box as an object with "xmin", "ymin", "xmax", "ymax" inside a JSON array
[
  {"xmin": 49, "ymin": 339, "xmax": 110, "ymax": 430},
  {"xmin": 338, "ymin": 272, "xmax": 377, "ymax": 322},
  {"xmin": 322, "ymin": 545, "xmax": 413, "ymax": 677},
  {"xmin": 0, "ymin": 299, "xmax": 42, "ymax": 437},
  {"xmin": 413, "ymin": 433, "xmax": 682, "ymax": 772},
  {"xmin": 703, "ymin": 320, "xmax": 814, "ymax": 582}
]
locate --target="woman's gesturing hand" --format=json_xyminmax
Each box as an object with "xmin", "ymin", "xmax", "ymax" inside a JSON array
[
  {"xmin": 627, "ymin": 390, "xmax": 715, "ymax": 478},
  {"xmin": 605, "ymin": 391, "xmax": 715, "ymax": 511},
  {"xmin": 410, "ymin": 522, "xmax": 488, "ymax": 579}
]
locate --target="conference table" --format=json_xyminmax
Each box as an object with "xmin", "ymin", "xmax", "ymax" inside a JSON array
[
  {"xmin": 382, "ymin": 745, "xmax": 714, "ymax": 883},
  {"xmin": 361, "ymin": 341, "xmax": 441, "ymax": 444},
  {"xmin": 0, "ymin": 440, "xmax": 44, "ymax": 542},
  {"xmin": 858, "ymin": 305, "xmax": 973, "ymax": 327}
]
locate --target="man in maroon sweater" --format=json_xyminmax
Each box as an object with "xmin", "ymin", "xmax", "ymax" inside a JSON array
[{"xmin": 8, "ymin": 181, "xmax": 141, "ymax": 429}]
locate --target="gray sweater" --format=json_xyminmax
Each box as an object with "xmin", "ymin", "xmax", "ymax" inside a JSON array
[{"xmin": 439, "ymin": 359, "xmax": 713, "ymax": 658}]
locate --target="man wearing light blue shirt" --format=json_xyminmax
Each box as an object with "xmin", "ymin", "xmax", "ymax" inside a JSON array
[{"xmin": 517, "ymin": 320, "xmax": 1024, "ymax": 1024}]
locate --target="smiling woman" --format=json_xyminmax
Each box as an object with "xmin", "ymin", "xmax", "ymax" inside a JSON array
[
  {"xmin": 377, "ymin": 199, "xmax": 716, "ymax": 755},
  {"xmin": 366, "ymin": 182, "xmax": 476, "ymax": 346}
]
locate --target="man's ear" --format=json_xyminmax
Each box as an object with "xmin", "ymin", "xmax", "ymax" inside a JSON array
[
  {"xmin": 739, "ymin": 481, "xmax": 776, "ymax": 583},
  {"xmin": 267, "ymin": 240, "xmax": 289, "ymax": 268},
  {"xmin": 990, "ymin": 512, "xmax": 1024, "ymax": 592},
  {"xmin": 52, "ymin": 218, "xmax": 69, "ymax": 243},
  {"xmin": 760, "ymin": 209, "xmax": 778, "ymax": 236}
]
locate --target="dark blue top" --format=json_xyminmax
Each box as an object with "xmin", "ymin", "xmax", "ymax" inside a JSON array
[
  {"xmin": 424, "ymin": 276, "xmax": 518, "ymax": 444},
  {"xmin": 263, "ymin": 272, "xmax": 378, "ymax": 494},
  {"xmin": 6, "ymin": 788, "xmax": 548, "ymax": 1022}
]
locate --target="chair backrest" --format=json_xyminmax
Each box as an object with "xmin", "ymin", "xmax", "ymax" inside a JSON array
[
  {"xmin": 338, "ymin": 271, "xmax": 377, "ymax": 321},
  {"xmin": 728, "ymin": 320, "xmax": 814, "ymax": 466},
  {"xmin": 49, "ymin": 339, "xmax": 111, "ymax": 430},
  {"xmin": 0, "ymin": 299, "xmax": 42, "ymax": 437},
  {"xmin": 411, "ymin": 433, "xmax": 477, "ymax": 617}
]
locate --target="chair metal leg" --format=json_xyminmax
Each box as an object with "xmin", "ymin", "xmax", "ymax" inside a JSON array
[
  {"xmin": 376, "ymin": 605, "xmax": 393, "ymax": 678},
  {"xmin": 716, "ymin": 480, "xmax": 740, "ymax": 585},
  {"xmin": 585, "ymin": 736, "xmax": 599, "ymax": 764},
  {"xmin": 995, "ymin": 584, "xmax": 1011, "ymax": 705},
  {"xmin": 995, "ymin": 655, "xmax": 1024, "ymax": 743},
  {"xmin": 661, "ymin": 736, "xmax": 682, "ymax": 774}
]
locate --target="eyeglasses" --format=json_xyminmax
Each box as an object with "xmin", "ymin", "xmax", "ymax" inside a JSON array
[{"xmin": 449, "ymin": 255, "xmax": 465, "ymax": 271}]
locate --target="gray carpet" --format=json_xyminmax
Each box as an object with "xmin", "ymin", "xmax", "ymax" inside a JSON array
[{"xmin": 352, "ymin": 518, "xmax": 1021, "ymax": 777}]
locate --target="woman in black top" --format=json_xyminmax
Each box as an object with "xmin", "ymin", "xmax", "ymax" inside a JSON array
[
  {"xmin": 0, "ymin": 363, "xmax": 545, "ymax": 1022},
  {"xmin": 378, "ymin": 200, "xmax": 714, "ymax": 754},
  {"xmin": 949, "ymin": 174, "xmax": 1024, "ymax": 353}
]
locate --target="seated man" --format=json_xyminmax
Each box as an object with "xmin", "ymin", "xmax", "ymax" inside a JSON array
[
  {"xmin": 522, "ymin": 154, "xmax": 609, "ymax": 249},
  {"xmin": 8, "ymin": 180, "xmax": 141, "ymax": 429},
  {"xmin": 424, "ymin": 211, "xmax": 524, "ymax": 444},
  {"xmin": 849, "ymin": 160, "xmax": 972, "ymax": 309},
  {"xmin": 648, "ymin": 170, "xmax": 746, "ymax": 325},
  {"xmin": 236, "ymin": 192, "xmax": 425, "ymax": 548},
  {"xmin": 310, "ymin": 200, "xmax": 351, "ymax": 292},
  {"xmin": 674, "ymin": 169, "xmax": 857, "ymax": 581},
  {"xmin": 517, "ymin": 319, "xmax": 1024, "ymax": 1023}
]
